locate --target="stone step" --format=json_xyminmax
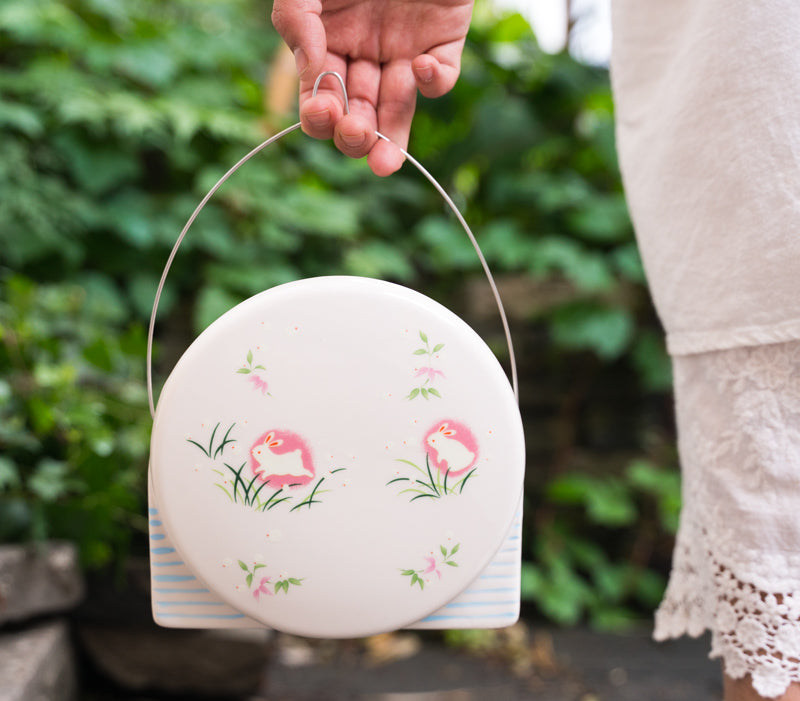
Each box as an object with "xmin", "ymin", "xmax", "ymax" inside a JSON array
[
  {"xmin": 0, "ymin": 620, "xmax": 76, "ymax": 701},
  {"xmin": 0, "ymin": 542, "xmax": 83, "ymax": 625},
  {"xmin": 78, "ymin": 625, "xmax": 272, "ymax": 696}
]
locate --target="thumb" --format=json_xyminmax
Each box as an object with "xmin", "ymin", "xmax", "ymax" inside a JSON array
[{"xmin": 271, "ymin": 0, "xmax": 327, "ymax": 81}]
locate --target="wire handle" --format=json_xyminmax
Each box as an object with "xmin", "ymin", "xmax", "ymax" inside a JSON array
[
  {"xmin": 314, "ymin": 71, "xmax": 350, "ymax": 114},
  {"xmin": 147, "ymin": 72, "xmax": 519, "ymax": 417}
]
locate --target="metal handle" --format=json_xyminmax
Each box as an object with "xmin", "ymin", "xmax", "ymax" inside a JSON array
[{"xmin": 147, "ymin": 72, "xmax": 519, "ymax": 417}]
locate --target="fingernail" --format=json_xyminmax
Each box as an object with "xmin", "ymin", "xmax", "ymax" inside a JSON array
[
  {"xmin": 306, "ymin": 109, "xmax": 330, "ymax": 129},
  {"xmin": 414, "ymin": 64, "xmax": 434, "ymax": 84},
  {"xmin": 340, "ymin": 131, "xmax": 367, "ymax": 148},
  {"xmin": 294, "ymin": 48, "xmax": 308, "ymax": 76}
]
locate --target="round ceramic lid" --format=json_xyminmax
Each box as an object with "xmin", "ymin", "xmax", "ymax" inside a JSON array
[{"xmin": 150, "ymin": 276, "xmax": 525, "ymax": 638}]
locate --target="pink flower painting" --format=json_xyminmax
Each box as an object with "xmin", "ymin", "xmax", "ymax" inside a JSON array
[
  {"xmin": 249, "ymin": 374, "xmax": 270, "ymax": 395},
  {"xmin": 423, "ymin": 556, "xmax": 442, "ymax": 580},
  {"xmin": 236, "ymin": 349, "xmax": 271, "ymax": 396},
  {"xmin": 407, "ymin": 330, "xmax": 445, "ymax": 400},
  {"xmin": 236, "ymin": 559, "xmax": 303, "ymax": 598},
  {"xmin": 253, "ymin": 576, "xmax": 273, "ymax": 600},
  {"xmin": 401, "ymin": 543, "xmax": 460, "ymax": 590},
  {"xmin": 414, "ymin": 367, "xmax": 445, "ymax": 383}
]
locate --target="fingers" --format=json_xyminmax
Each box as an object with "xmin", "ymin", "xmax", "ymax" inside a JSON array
[
  {"xmin": 332, "ymin": 60, "xmax": 380, "ymax": 158},
  {"xmin": 301, "ymin": 59, "xmax": 415, "ymax": 176},
  {"xmin": 273, "ymin": 0, "xmax": 469, "ymax": 176},
  {"xmin": 271, "ymin": 0, "xmax": 327, "ymax": 81},
  {"xmin": 298, "ymin": 55, "xmax": 348, "ymax": 139},
  {"xmin": 300, "ymin": 91, "xmax": 344, "ymax": 140},
  {"xmin": 364, "ymin": 42, "xmax": 466, "ymax": 175},
  {"xmin": 299, "ymin": 54, "xmax": 451, "ymax": 176},
  {"xmin": 366, "ymin": 60, "xmax": 418, "ymax": 176},
  {"xmin": 334, "ymin": 113, "xmax": 379, "ymax": 159},
  {"xmin": 412, "ymin": 38, "xmax": 467, "ymax": 98}
]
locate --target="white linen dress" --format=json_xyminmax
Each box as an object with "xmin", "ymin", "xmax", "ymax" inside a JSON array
[{"xmin": 610, "ymin": 0, "xmax": 800, "ymax": 696}]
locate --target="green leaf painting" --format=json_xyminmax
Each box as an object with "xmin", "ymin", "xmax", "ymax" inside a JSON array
[
  {"xmin": 406, "ymin": 330, "xmax": 445, "ymax": 400},
  {"xmin": 187, "ymin": 424, "xmax": 345, "ymax": 512},
  {"xmin": 401, "ymin": 543, "xmax": 461, "ymax": 589}
]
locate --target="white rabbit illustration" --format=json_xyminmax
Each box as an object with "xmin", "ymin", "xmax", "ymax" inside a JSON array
[
  {"xmin": 251, "ymin": 431, "xmax": 314, "ymax": 485},
  {"xmin": 425, "ymin": 422, "xmax": 477, "ymax": 476}
]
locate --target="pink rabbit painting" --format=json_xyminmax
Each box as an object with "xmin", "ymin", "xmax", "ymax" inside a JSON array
[
  {"xmin": 250, "ymin": 430, "xmax": 315, "ymax": 488},
  {"xmin": 424, "ymin": 420, "xmax": 479, "ymax": 477}
]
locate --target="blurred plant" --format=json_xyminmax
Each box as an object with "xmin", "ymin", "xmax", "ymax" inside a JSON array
[
  {"xmin": 0, "ymin": 274, "xmax": 149, "ymax": 567},
  {"xmin": 521, "ymin": 459, "xmax": 680, "ymax": 629}
]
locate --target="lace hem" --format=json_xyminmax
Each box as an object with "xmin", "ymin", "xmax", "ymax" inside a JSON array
[
  {"xmin": 655, "ymin": 341, "xmax": 800, "ymax": 698},
  {"xmin": 655, "ymin": 535, "xmax": 800, "ymax": 698}
]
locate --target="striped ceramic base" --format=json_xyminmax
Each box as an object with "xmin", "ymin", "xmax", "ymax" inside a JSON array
[{"xmin": 149, "ymin": 470, "xmax": 521, "ymax": 631}]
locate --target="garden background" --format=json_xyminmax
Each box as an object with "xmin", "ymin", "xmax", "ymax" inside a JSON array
[{"xmin": 0, "ymin": 0, "xmax": 679, "ymax": 642}]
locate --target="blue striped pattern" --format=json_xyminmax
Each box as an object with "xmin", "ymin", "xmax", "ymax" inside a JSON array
[
  {"xmin": 409, "ymin": 500, "xmax": 522, "ymax": 630},
  {"xmin": 148, "ymin": 488, "xmax": 253, "ymax": 628},
  {"xmin": 150, "ymin": 547, "xmax": 176, "ymax": 555}
]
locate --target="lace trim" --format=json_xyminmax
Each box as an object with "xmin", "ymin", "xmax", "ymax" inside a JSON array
[
  {"xmin": 655, "ymin": 341, "xmax": 800, "ymax": 698},
  {"xmin": 655, "ymin": 531, "xmax": 800, "ymax": 698}
]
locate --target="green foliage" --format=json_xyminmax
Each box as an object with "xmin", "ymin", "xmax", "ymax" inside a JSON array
[
  {"xmin": 0, "ymin": 0, "xmax": 279, "ymax": 564},
  {"xmin": 0, "ymin": 274, "xmax": 149, "ymax": 566},
  {"xmin": 521, "ymin": 459, "xmax": 680, "ymax": 628},
  {"xmin": 1, "ymin": 0, "xmax": 678, "ymax": 628}
]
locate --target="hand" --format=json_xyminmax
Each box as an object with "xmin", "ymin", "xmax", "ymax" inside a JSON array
[{"xmin": 272, "ymin": 0, "xmax": 474, "ymax": 176}]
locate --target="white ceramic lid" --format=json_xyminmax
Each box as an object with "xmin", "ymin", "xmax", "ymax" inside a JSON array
[{"xmin": 150, "ymin": 276, "xmax": 525, "ymax": 638}]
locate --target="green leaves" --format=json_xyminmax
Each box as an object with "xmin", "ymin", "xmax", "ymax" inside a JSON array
[
  {"xmin": 236, "ymin": 349, "xmax": 265, "ymax": 375},
  {"xmin": 0, "ymin": 272, "xmax": 149, "ymax": 567},
  {"xmin": 529, "ymin": 237, "xmax": 615, "ymax": 292},
  {"xmin": 401, "ymin": 569, "xmax": 425, "ymax": 590},
  {"xmin": 441, "ymin": 543, "xmax": 460, "ymax": 568},
  {"xmin": 343, "ymin": 241, "xmax": 415, "ymax": 282},
  {"xmin": 27, "ymin": 459, "xmax": 76, "ymax": 503},
  {"xmin": 237, "ymin": 559, "xmax": 302, "ymax": 595},
  {"xmin": 525, "ymin": 458, "xmax": 678, "ymax": 628},
  {"xmin": 567, "ymin": 194, "xmax": 632, "ymax": 244},
  {"xmin": 522, "ymin": 535, "xmax": 668, "ymax": 630},
  {"xmin": 274, "ymin": 577, "xmax": 302, "ymax": 594},
  {"xmin": 625, "ymin": 460, "xmax": 681, "ymax": 535},
  {"xmin": 401, "ymin": 543, "xmax": 459, "ymax": 590},
  {"xmin": 0, "ymin": 457, "xmax": 20, "ymax": 490},
  {"xmin": 407, "ymin": 331, "xmax": 444, "ymax": 401},
  {"xmin": 548, "ymin": 474, "xmax": 637, "ymax": 528},
  {"xmin": 416, "ymin": 216, "xmax": 480, "ymax": 270},
  {"xmin": 550, "ymin": 303, "xmax": 635, "ymax": 360}
]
